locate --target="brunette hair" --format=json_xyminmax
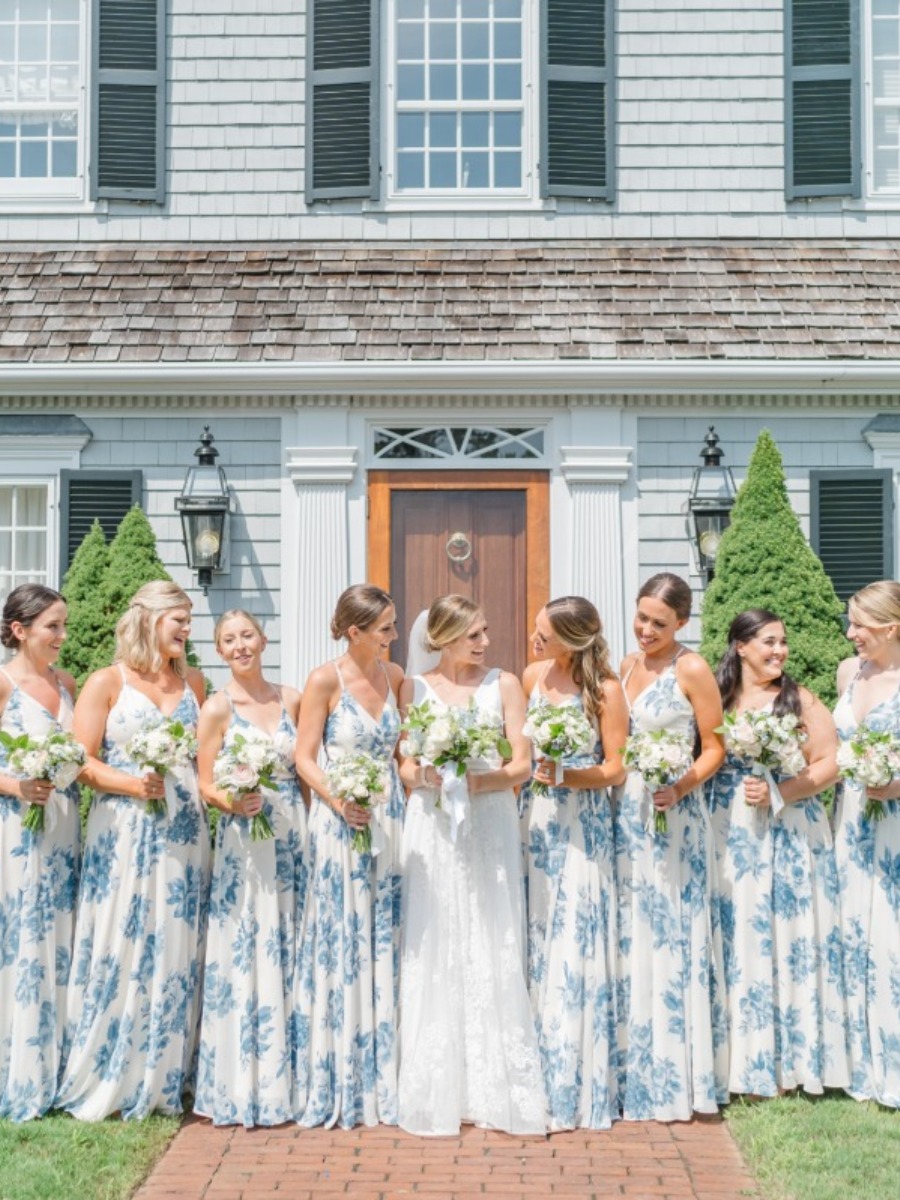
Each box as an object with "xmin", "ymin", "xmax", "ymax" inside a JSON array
[
  {"xmin": 544, "ymin": 595, "xmax": 614, "ymax": 728},
  {"xmin": 1, "ymin": 584, "xmax": 66, "ymax": 650},
  {"xmin": 114, "ymin": 580, "xmax": 192, "ymax": 677},
  {"xmin": 331, "ymin": 584, "xmax": 393, "ymax": 641},
  {"xmin": 848, "ymin": 580, "xmax": 900, "ymax": 630},
  {"xmin": 426, "ymin": 594, "xmax": 481, "ymax": 652},
  {"xmin": 715, "ymin": 608, "xmax": 802, "ymax": 720},
  {"xmin": 637, "ymin": 572, "xmax": 692, "ymax": 621},
  {"xmin": 214, "ymin": 608, "xmax": 265, "ymax": 649}
]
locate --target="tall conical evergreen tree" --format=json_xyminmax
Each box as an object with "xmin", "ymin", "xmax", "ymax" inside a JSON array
[
  {"xmin": 88, "ymin": 506, "xmax": 172, "ymax": 674},
  {"xmin": 699, "ymin": 430, "xmax": 849, "ymax": 706},
  {"xmin": 58, "ymin": 519, "xmax": 110, "ymax": 687}
]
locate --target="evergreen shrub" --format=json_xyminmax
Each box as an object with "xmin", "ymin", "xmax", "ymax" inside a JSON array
[
  {"xmin": 699, "ymin": 430, "xmax": 849, "ymax": 707},
  {"xmin": 58, "ymin": 519, "xmax": 110, "ymax": 687}
]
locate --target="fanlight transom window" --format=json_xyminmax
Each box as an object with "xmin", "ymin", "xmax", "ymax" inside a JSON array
[{"xmin": 373, "ymin": 425, "xmax": 545, "ymax": 461}]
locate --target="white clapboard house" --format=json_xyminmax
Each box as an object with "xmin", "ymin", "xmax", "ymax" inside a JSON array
[{"xmin": 1, "ymin": 0, "xmax": 898, "ymax": 683}]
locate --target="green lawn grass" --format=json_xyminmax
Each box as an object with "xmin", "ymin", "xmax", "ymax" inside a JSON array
[
  {"xmin": 0, "ymin": 1111, "xmax": 180, "ymax": 1200},
  {"xmin": 726, "ymin": 1092, "xmax": 900, "ymax": 1200}
]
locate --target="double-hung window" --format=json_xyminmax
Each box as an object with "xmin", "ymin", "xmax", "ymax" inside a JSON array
[
  {"xmin": 870, "ymin": 0, "xmax": 900, "ymax": 195},
  {"xmin": 0, "ymin": 483, "xmax": 52, "ymax": 606},
  {"xmin": 0, "ymin": 0, "xmax": 84, "ymax": 199}
]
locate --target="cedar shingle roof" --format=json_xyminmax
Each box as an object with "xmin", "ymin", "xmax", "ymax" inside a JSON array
[{"xmin": 1, "ymin": 240, "xmax": 899, "ymax": 364}]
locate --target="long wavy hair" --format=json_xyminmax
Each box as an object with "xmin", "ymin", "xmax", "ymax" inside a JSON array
[
  {"xmin": 114, "ymin": 581, "xmax": 192, "ymax": 677},
  {"xmin": 544, "ymin": 595, "xmax": 614, "ymax": 728},
  {"xmin": 715, "ymin": 608, "xmax": 802, "ymax": 720}
]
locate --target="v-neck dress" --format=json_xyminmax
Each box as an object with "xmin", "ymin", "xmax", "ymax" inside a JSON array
[
  {"xmin": 57, "ymin": 669, "xmax": 210, "ymax": 1121},
  {"xmin": 706, "ymin": 705, "xmax": 849, "ymax": 1096},
  {"xmin": 292, "ymin": 664, "xmax": 404, "ymax": 1128},
  {"xmin": 614, "ymin": 657, "xmax": 728, "ymax": 1121},
  {"xmin": 195, "ymin": 694, "xmax": 308, "ymax": 1127},
  {"xmin": 0, "ymin": 669, "xmax": 79, "ymax": 1121},
  {"xmin": 397, "ymin": 671, "xmax": 547, "ymax": 1136},
  {"xmin": 519, "ymin": 681, "xmax": 618, "ymax": 1130},
  {"xmin": 833, "ymin": 668, "xmax": 900, "ymax": 1107}
]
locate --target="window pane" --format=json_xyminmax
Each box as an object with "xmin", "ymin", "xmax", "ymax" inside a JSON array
[
  {"xmin": 20, "ymin": 1, "xmax": 48, "ymax": 20},
  {"xmin": 494, "ymin": 22, "xmax": 521, "ymax": 59},
  {"xmin": 0, "ymin": 532, "xmax": 11, "ymax": 570},
  {"xmin": 398, "ymin": 63, "xmax": 425, "ymax": 100},
  {"xmin": 461, "ymin": 62, "xmax": 489, "ymax": 98},
  {"xmin": 16, "ymin": 530, "xmax": 46, "ymax": 572},
  {"xmin": 0, "ymin": 489, "xmax": 12, "ymax": 526},
  {"xmin": 397, "ymin": 21, "xmax": 424, "ymax": 58},
  {"xmin": 429, "ymin": 150, "xmax": 456, "ymax": 187},
  {"xmin": 397, "ymin": 150, "xmax": 425, "ymax": 188},
  {"xmin": 398, "ymin": 111, "xmax": 425, "ymax": 148},
  {"xmin": 51, "ymin": 135, "xmax": 75, "ymax": 176},
  {"xmin": 875, "ymin": 60, "xmax": 900, "ymax": 100},
  {"xmin": 493, "ymin": 63, "xmax": 520, "ymax": 100},
  {"xmin": 431, "ymin": 0, "xmax": 455, "ymax": 17},
  {"xmin": 461, "ymin": 0, "xmax": 489, "ymax": 15},
  {"xmin": 494, "ymin": 149, "xmax": 520, "ymax": 187},
  {"xmin": 461, "ymin": 21, "xmax": 489, "ymax": 58},
  {"xmin": 19, "ymin": 486, "xmax": 47, "ymax": 525},
  {"xmin": 21, "ymin": 138, "xmax": 47, "ymax": 177},
  {"xmin": 0, "ymin": 142, "xmax": 14, "ymax": 176},
  {"xmin": 0, "ymin": 26, "xmax": 14, "ymax": 63},
  {"xmin": 50, "ymin": 22, "xmax": 79, "ymax": 62},
  {"xmin": 430, "ymin": 111, "xmax": 456, "ymax": 147},
  {"xmin": 461, "ymin": 110, "xmax": 489, "ymax": 146},
  {"xmin": 19, "ymin": 24, "xmax": 47, "ymax": 62},
  {"xmin": 51, "ymin": 0, "xmax": 79, "ymax": 19},
  {"xmin": 398, "ymin": 0, "xmax": 424, "ymax": 15},
  {"xmin": 462, "ymin": 150, "xmax": 488, "ymax": 186},
  {"xmin": 430, "ymin": 21, "xmax": 456, "ymax": 59},
  {"xmin": 494, "ymin": 111, "xmax": 520, "ymax": 147},
  {"xmin": 495, "ymin": 0, "xmax": 520, "ymax": 17},
  {"xmin": 18, "ymin": 63, "xmax": 48, "ymax": 99},
  {"xmin": 429, "ymin": 63, "xmax": 456, "ymax": 100}
]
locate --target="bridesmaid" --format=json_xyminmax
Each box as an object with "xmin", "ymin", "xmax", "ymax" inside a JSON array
[
  {"xmin": 707, "ymin": 609, "xmax": 849, "ymax": 1097},
  {"xmin": 57, "ymin": 581, "xmax": 209, "ymax": 1121},
  {"xmin": 194, "ymin": 609, "xmax": 307, "ymax": 1127},
  {"xmin": 615, "ymin": 572, "xmax": 728, "ymax": 1121},
  {"xmin": 292, "ymin": 584, "xmax": 404, "ymax": 1128},
  {"xmin": 521, "ymin": 596, "xmax": 628, "ymax": 1130},
  {"xmin": 0, "ymin": 585, "xmax": 80, "ymax": 1121},
  {"xmin": 834, "ymin": 580, "xmax": 900, "ymax": 1108}
]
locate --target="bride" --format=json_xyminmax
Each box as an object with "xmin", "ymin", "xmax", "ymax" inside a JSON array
[{"xmin": 397, "ymin": 594, "xmax": 548, "ymax": 1136}]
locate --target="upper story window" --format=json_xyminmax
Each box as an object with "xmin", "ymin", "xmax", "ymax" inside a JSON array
[
  {"xmin": 391, "ymin": 0, "xmax": 529, "ymax": 197},
  {"xmin": 870, "ymin": 0, "xmax": 900, "ymax": 194},
  {"xmin": 0, "ymin": 0, "xmax": 84, "ymax": 199}
]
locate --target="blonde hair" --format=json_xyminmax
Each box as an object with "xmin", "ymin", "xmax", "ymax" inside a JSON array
[
  {"xmin": 114, "ymin": 581, "xmax": 192, "ymax": 677},
  {"xmin": 545, "ymin": 595, "xmax": 614, "ymax": 728},
  {"xmin": 848, "ymin": 580, "xmax": 900, "ymax": 629},
  {"xmin": 426, "ymin": 594, "xmax": 481, "ymax": 652},
  {"xmin": 331, "ymin": 584, "xmax": 393, "ymax": 641},
  {"xmin": 214, "ymin": 608, "xmax": 265, "ymax": 649}
]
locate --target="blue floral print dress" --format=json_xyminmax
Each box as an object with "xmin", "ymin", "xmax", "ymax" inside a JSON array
[
  {"xmin": 292, "ymin": 662, "xmax": 403, "ymax": 1128},
  {"xmin": 833, "ymin": 668, "xmax": 900, "ymax": 1108},
  {"xmin": 706, "ymin": 711, "xmax": 849, "ymax": 1096},
  {"xmin": 0, "ymin": 668, "xmax": 79, "ymax": 1121},
  {"xmin": 56, "ymin": 667, "xmax": 210, "ymax": 1121},
  {"xmin": 520, "ymin": 681, "xmax": 618, "ymax": 1130},
  {"xmin": 195, "ymin": 692, "xmax": 308, "ymax": 1127},
  {"xmin": 614, "ymin": 654, "xmax": 728, "ymax": 1121}
]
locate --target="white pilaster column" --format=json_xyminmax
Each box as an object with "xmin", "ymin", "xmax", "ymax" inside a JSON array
[
  {"xmin": 285, "ymin": 447, "xmax": 358, "ymax": 686},
  {"xmin": 559, "ymin": 446, "xmax": 634, "ymax": 665}
]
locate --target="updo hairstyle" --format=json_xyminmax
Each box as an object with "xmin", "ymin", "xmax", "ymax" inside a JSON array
[
  {"xmin": 331, "ymin": 584, "xmax": 393, "ymax": 641},
  {"xmin": 1, "ymin": 583, "xmax": 65, "ymax": 650},
  {"xmin": 426, "ymin": 594, "xmax": 481, "ymax": 652}
]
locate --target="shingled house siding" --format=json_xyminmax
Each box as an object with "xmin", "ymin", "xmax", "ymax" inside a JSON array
[{"xmin": 79, "ymin": 416, "xmax": 284, "ymax": 686}]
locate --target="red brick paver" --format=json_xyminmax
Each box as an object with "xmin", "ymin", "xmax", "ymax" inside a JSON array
[{"xmin": 134, "ymin": 1115, "xmax": 760, "ymax": 1200}]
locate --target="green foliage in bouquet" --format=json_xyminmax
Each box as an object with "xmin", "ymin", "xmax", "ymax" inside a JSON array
[
  {"xmin": 58, "ymin": 519, "xmax": 110, "ymax": 687},
  {"xmin": 699, "ymin": 429, "xmax": 849, "ymax": 707}
]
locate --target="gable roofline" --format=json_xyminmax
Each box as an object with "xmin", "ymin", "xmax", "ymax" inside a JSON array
[{"xmin": 2, "ymin": 359, "xmax": 900, "ymax": 399}]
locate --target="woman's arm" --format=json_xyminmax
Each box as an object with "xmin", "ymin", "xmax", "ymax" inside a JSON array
[
  {"xmin": 0, "ymin": 672, "xmax": 56, "ymax": 804},
  {"xmin": 72, "ymin": 668, "xmax": 165, "ymax": 803},
  {"xmin": 280, "ymin": 685, "xmax": 310, "ymax": 805},
  {"xmin": 196, "ymin": 691, "xmax": 256, "ymax": 815},
  {"xmin": 768, "ymin": 690, "xmax": 838, "ymax": 804},
  {"xmin": 536, "ymin": 678, "xmax": 629, "ymax": 791},
  {"xmin": 469, "ymin": 671, "xmax": 533, "ymax": 792},
  {"xmin": 654, "ymin": 654, "xmax": 725, "ymax": 811}
]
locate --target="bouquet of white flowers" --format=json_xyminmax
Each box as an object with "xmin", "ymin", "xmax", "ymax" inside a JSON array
[
  {"xmin": 522, "ymin": 700, "xmax": 595, "ymax": 796},
  {"xmin": 0, "ymin": 729, "xmax": 85, "ymax": 833},
  {"xmin": 717, "ymin": 708, "xmax": 808, "ymax": 816},
  {"xmin": 401, "ymin": 698, "xmax": 512, "ymax": 839},
  {"xmin": 326, "ymin": 751, "xmax": 391, "ymax": 854},
  {"xmin": 622, "ymin": 728, "xmax": 694, "ymax": 834},
  {"xmin": 127, "ymin": 718, "xmax": 198, "ymax": 818},
  {"xmin": 213, "ymin": 727, "xmax": 281, "ymax": 841},
  {"xmin": 836, "ymin": 723, "xmax": 900, "ymax": 823}
]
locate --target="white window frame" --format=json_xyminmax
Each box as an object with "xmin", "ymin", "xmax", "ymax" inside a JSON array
[
  {"xmin": 864, "ymin": 0, "xmax": 900, "ymax": 202},
  {"xmin": 0, "ymin": 479, "xmax": 54, "ymax": 600},
  {"xmin": 368, "ymin": 420, "xmax": 551, "ymax": 469},
  {"xmin": 0, "ymin": 0, "xmax": 88, "ymax": 205},
  {"xmin": 382, "ymin": 0, "xmax": 541, "ymax": 209}
]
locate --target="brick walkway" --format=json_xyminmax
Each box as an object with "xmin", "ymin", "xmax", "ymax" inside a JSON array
[{"xmin": 134, "ymin": 1115, "xmax": 761, "ymax": 1200}]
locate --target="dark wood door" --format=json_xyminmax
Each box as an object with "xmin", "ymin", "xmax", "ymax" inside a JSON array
[
  {"xmin": 390, "ymin": 489, "xmax": 527, "ymax": 674},
  {"xmin": 368, "ymin": 470, "xmax": 549, "ymax": 680}
]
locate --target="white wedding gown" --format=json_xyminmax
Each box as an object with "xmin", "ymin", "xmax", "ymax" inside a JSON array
[{"xmin": 397, "ymin": 670, "xmax": 548, "ymax": 1136}]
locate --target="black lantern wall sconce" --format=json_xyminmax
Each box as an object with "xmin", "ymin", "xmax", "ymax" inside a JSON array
[
  {"xmin": 175, "ymin": 427, "xmax": 231, "ymax": 594},
  {"xmin": 687, "ymin": 426, "xmax": 736, "ymax": 583}
]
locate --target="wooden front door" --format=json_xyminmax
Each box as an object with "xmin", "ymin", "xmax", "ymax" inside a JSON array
[{"xmin": 368, "ymin": 470, "xmax": 549, "ymax": 677}]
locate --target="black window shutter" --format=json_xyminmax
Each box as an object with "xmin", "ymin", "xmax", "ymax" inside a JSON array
[
  {"xmin": 785, "ymin": 0, "xmax": 860, "ymax": 199},
  {"xmin": 90, "ymin": 0, "xmax": 165, "ymax": 203},
  {"xmin": 541, "ymin": 0, "xmax": 614, "ymax": 201},
  {"xmin": 810, "ymin": 470, "xmax": 894, "ymax": 603},
  {"xmin": 59, "ymin": 470, "xmax": 143, "ymax": 577},
  {"xmin": 306, "ymin": 0, "xmax": 379, "ymax": 202}
]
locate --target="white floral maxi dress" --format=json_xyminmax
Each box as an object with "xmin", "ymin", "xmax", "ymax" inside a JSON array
[
  {"xmin": 398, "ymin": 671, "xmax": 548, "ymax": 1136},
  {"xmin": 706, "ymin": 738, "xmax": 849, "ymax": 1096},
  {"xmin": 520, "ymin": 686, "xmax": 618, "ymax": 1130},
  {"xmin": 56, "ymin": 672, "xmax": 210, "ymax": 1121},
  {"xmin": 833, "ymin": 673, "xmax": 900, "ymax": 1107},
  {"xmin": 0, "ymin": 670, "xmax": 80, "ymax": 1121},
  {"xmin": 292, "ymin": 665, "xmax": 404, "ymax": 1128},
  {"xmin": 195, "ymin": 697, "xmax": 308, "ymax": 1127},
  {"xmin": 614, "ymin": 659, "xmax": 729, "ymax": 1121}
]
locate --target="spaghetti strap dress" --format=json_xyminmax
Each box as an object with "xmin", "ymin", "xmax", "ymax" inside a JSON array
[
  {"xmin": 833, "ymin": 668, "xmax": 900, "ymax": 1107},
  {"xmin": 57, "ymin": 667, "xmax": 210, "ymax": 1121},
  {"xmin": 0, "ymin": 667, "xmax": 79, "ymax": 1121},
  {"xmin": 614, "ymin": 653, "xmax": 729, "ymax": 1120},
  {"xmin": 292, "ymin": 661, "xmax": 404, "ymax": 1128},
  {"xmin": 195, "ymin": 690, "xmax": 308, "ymax": 1126}
]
